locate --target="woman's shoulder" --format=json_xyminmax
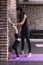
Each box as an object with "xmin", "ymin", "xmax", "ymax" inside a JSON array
[
  {"xmin": 23, "ymin": 12, "xmax": 27, "ymax": 16},
  {"xmin": 24, "ymin": 13, "xmax": 27, "ymax": 18}
]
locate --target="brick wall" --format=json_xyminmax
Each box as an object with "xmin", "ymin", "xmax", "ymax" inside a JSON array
[
  {"xmin": 0, "ymin": 0, "xmax": 17, "ymax": 60},
  {"xmin": 0, "ymin": 0, "xmax": 7, "ymax": 60},
  {"xmin": 23, "ymin": 6, "xmax": 43, "ymax": 30},
  {"xmin": 7, "ymin": 0, "xmax": 17, "ymax": 46}
]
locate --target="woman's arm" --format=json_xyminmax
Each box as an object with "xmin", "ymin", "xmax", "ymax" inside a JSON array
[{"xmin": 14, "ymin": 14, "xmax": 27, "ymax": 26}]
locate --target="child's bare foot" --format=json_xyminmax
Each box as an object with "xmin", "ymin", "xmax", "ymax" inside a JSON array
[
  {"xmin": 27, "ymin": 53, "xmax": 32, "ymax": 58},
  {"xmin": 8, "ymin": 52, "xmax": 10, "ymax": 57},
  {"xmin": 9, "ymin": 47, "xmax": 13, "ymax": 52}
]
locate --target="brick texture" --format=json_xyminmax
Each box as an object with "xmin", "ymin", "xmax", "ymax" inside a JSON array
[
  {"xmin": 0, "ymin": 0, "xmax": 17, "ymax": 60},
  {"xmin": 7, "ymin": 0, "xmax": 17, "ymax": 46},
  {"xmin": 0, "ymin": 0, "xmax": 7, "ymax": 60},
  {"xmin": 23, "ymin": 6, "xmax": 43, "ymax": 30}
]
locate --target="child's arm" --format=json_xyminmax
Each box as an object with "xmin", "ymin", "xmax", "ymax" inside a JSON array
[{"xmin": 8, "ymin": 17, "xmax": 18, "ymax": 34}]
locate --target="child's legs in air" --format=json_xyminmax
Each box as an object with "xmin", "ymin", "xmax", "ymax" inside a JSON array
[{"xmin": 9, "ymin": 33, "xmax": 20, "ymax": 57}]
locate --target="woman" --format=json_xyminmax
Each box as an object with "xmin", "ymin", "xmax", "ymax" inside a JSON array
[{"xmin": 14, "ymin": 6, "xmax": 32, "ymax": 58}]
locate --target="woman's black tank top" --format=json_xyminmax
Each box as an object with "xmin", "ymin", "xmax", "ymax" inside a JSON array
[{"xmin": 19, "ymin": 12, "xmax": 28, "ymax": 30}]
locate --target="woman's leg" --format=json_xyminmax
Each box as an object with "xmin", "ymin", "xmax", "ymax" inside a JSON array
[
  {"xmin": 20, "ymin": 31, "xmax": 25, "ymax": 54},
  {"xmin": 21, "ymin": 37, "xmax": 24, "ymax": 54},
  {"xmin": 25, "ymin": 36, "xmax": 31, "ymax": 53},
  {"xmin": 25, "ymin": 29, "xmax": 32, "ymax": 57}
]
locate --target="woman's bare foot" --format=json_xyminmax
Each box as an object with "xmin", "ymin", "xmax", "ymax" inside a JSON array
[
  {"xmin": 27, "ymin": 53, "xmax": 32, "ymax": 58},
  {"xmin": 20, "ymin": 50, "xmax": 24, "ymax": 55}
]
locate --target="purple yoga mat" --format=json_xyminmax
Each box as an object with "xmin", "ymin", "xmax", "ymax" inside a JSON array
[{"xmin": 8, "ymin": 54, "xmax": 43, "ymax": 61}]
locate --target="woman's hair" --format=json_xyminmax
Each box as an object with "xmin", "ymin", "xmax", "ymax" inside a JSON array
[
  {"xmin": 16, "ymin": 6, "xmax": 23, "ymax": 12},
  {"xmin": 16, "ymin": 6, "xmax": 25, "ymax": 21}
]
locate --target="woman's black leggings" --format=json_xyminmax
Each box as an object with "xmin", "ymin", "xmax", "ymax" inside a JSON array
[{"xmin": 21, "ymin": 29, "xmax": 31, "ymax": 53}]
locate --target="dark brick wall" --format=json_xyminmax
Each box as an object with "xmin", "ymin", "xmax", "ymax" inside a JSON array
[{"xmin": 0, "ymin": 0, "xmax": 7, "ymax": 60}]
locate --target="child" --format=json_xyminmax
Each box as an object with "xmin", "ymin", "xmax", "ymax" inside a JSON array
[{"xmin": 8, "ymin": 18, "xmax": 20, "ymax": 58}]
